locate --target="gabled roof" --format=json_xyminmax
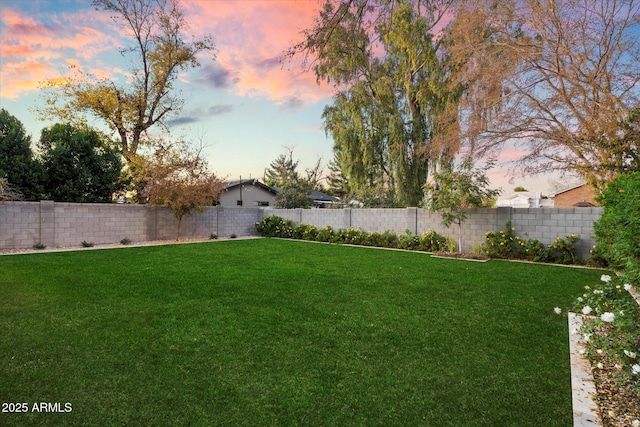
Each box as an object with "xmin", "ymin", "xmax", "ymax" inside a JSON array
[
  {"xmin": 223, "ymin": 179, "xmax": 277, "ymax": 195},
  {"xmin": 308, "ymin": 190, "xmax": 338, "ymax": 202},
  {"xmin": 548, "ymin": 183, "xmax": 587, "ymax": 198}
]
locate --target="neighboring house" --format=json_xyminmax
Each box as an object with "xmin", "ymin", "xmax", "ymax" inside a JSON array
[
  {"xmin": 496, "ymin": 192, "xmax": 553, "ymax": 208},
  {"xmin": 218, "ymin": 179, "xmax": 277, "ymax": 208},
  {"xmin": 218, "ymin": 179, "xmax": 339, "ymax": 208},
  {"xmin": 549, "ymin": 184, "xmax": 599, "ymax": 207},
  {"xmin": 308, "ymin": 190, "xmax": 339, "ymax": 208}
]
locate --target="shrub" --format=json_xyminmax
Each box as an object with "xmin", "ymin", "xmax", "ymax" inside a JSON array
[
  {"xmin": 481, "ymin": 221, "xmax": 516, "ymax": 258},
  {"xmin": 209, "ymin": 233, "xmax": 218, "ymax": 240},
  {"xmin": 230, "ymin": 233, "xmax": 237, "ymax": 239},
  {"xmin": 419, "ymin": 230, "xmax": 454, "ymax": 252},
  {"xmin": 81, "ymin": 241, "xmax": 95, "ymax": 248},
  {"xmin": 546, "ymin": 234, "xmax": 579, "ymax": 265},
  {"xmin": 255, "ymin": 215, "xmax": 294, "ymax": 238},
  {"xmin": 594, "ymin": 172, "xmax": 640, "ymax": 284},
  {"xmin": 292, "ymin": 223, "xmax": 318, "ymax": 241},
  {"xmin": 398, "ymin": 230, "xmax": 420, "ymax": 251},
  {"xmin": 120, "ymin": 238, "xmax": 132, "ymax": 245},
  {"xmin": 315, "ymin": 226, "xmax": 334, "ymax": 243},
  {"xmin": 32, "ymin": 243, "xmax": 46, "ymax": 250}
]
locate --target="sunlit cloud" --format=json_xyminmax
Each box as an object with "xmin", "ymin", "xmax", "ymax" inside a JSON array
[
  {"xmin": 183, "ymin": 0, "xmax": 334, "ymax": 107},
  {"xmin": 0, "ymin": 6, "xmax": 120, "ymax": 99}
]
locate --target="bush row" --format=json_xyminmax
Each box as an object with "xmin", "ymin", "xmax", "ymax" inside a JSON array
[
  {"xmin": 255, "ymin": 215, "xmax": 455, "ymax": 252},
  {"xmin": 480, "ymin": 221, "xmax": 585, "ymax": 265}
]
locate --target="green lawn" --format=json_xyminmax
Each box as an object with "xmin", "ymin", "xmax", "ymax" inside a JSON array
[{"xmin": 0, "ymin": 239, "xmax": 603, "ymax": 426}]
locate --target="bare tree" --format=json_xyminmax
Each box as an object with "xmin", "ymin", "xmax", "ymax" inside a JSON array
[
  {"xmin": 37, "ymin": 0, "xmax": 215, "ymax": 164},
  {"xmin": 449, "ymin": 0, "xmax": 640, "ymax": 188}
]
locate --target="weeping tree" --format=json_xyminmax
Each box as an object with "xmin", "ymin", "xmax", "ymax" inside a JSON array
[
  {"xmin": 289, "ymin": 0, "xmax": 463, "ymax": 207},
  {"xmin": 37, "ymin": 0, "xmax": 215, "ymax": 165}
]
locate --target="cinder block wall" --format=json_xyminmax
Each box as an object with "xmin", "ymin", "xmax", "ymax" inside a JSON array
[
  {"xmin": 0, "ymin": 202, "xmax": 263, "ymax": 249},
  {"xmin": 0, "ymin": 202, "xmax": 601, "ymax": 258},
  {"xmin": 265, "ymin": 206, "xmax": 601, "ymax": 259}
]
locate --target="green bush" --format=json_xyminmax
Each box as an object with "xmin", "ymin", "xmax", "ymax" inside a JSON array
[
  {"xmin": 255, "ymin": 215, "xmax": 294, "ymax": 238},
  {"xmin": 546, "ymin": 234, "xmax": 579, "ymax": 265},
  {"xmin": 481, "ymin": 221, "xmax": 516, "ymax": 258},
  {"xmin": 81, "ymin": 241, "xmax": 95, "ymax": 248},
  {"xmin": 594, "ymin": 172, "xmax": 640, "ymax": 284},
  {"xmin": 292, "ymin": 223, "xmax": 318, "ymax": 241},
  {"xmin": 315, "ymin": 226, "xmax": 334, "ymax": 243},
  {"xmin": 419, "ymin": 230, "xmax": 454, "ymax": 252},
  {"xmin": 482, "ymin": 222, "xmax": 581, "ymax": 264}
]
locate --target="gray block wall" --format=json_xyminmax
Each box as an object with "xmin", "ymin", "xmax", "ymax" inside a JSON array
[
  {"xmin": 0, "ymin": 201, "xmax": 263, "ymax": 249},
  {"xmin": 1, "ymin": 202, "xmax": 602, "ymax": 259}
]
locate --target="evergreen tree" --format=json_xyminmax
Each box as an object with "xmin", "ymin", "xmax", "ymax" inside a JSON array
[{"xmin": 0, "ymin": 109, "xmax": 43, "ymax": 200}]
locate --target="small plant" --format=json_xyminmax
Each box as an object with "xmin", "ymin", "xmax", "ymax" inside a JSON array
[
  {"xmin": 120, "ymin": 238, "xmax": 132, "ymax": 245},
  {"xmin": 229, "ymin": 233, "xmax": 237, "ymax": 239},
  {"xmin": 81, "ymin": 241, "xmax": 95, "ymax": 248},
  {"xmin": 209, "ymin": 233, "xmax": 218, "ymax": 240},
  {"xmin": 32, "ymin": 243, "xmax": 46, "ymax": 250}
]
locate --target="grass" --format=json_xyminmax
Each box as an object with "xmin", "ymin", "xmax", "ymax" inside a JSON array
[{"xmin": 0, "ymin": 239, "xmax": 604, "ymax": 426}]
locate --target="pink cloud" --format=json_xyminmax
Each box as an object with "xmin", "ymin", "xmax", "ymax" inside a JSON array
[
  {"xmin": 183, "ymin": 0, "xmax": 334, "ymax": 106},
  {"xmin": 0, "ymin": 7, "xmax": 120, "ymax": 99}
]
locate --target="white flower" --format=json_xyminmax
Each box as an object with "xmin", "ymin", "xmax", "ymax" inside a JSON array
[
  {"xmin": 585, "ymin": 285, "xmax": 591, "ymax": 290},
  {"xmin": 577, "ymin": 297, "xmax": 584, "ymax": 302},
  {"xmin": 597, "ymin": 362, "xmax": 604, "ymax": 369},
  {"xmin": 601, "ymin": 274, "xmax": 612, "ymax": 283},
  {"xmin": 632, "ymin": 420, "xmax": 640, "ymax": 427},
  {"xmin": 554, "ymin": 307, "xmax": 562, "ymax": 314},
  {"xmin": 579, "ymin": 349, "xmax": 585, "ymax": 355},
  {"xmin": 582, "ymin": 306, "xmax": 593, "ymax": 315},
  {"xmin": 582, "ymin": 334, "xmax": 591, "ymax": 343},
  {"xmin": 624, "ymin": 350, "xmax": 637, "ymax": 359},
  {"xmin": 596, "ymin": 349, "xmax": 603, "ymax": 354},
  {"xmin": 624, "ymin": 283, "xmax": 633, "ymax": 291},
  {"xmin": 632, "ymin": 364, "xmax": 640, "ymax": 375},
  {"xmin": 601, "ymin": 312, "xmax": 615, "ymax": 322}
]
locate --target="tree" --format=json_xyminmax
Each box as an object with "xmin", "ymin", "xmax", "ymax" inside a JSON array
[
  {"xmin": 264, "ymin": 147, "xmax": 322, "ymax": 208},
  {"xmin": 37, "ymin": 0, "xmax": 215, "ymax": 164},
  {"xmin": 0, "ymin": 109, "xmax": 43, "ymax": 200},
  {"xmin": 140, "ymin": 142, "xmax": 224, "ymax": 240},
  {"xmin": 513, "ymin": 186, "xmax": 527, "ymax": 192},
  {"xmin": 423, "ymin": 159, "xmax": 500, "ymax": 252},
  {"xmin": 449, "ymin": 0, "xmax": 640, "ymax": 189},
  {"xmin": 264, "ymin": 147, "xmax": 301, "ymax": 188},
  {"xmin": 289, "ymin": 0, "xmax": 462, "ymax": 207},
  {"xmin": 39, "ymin": 124, "xmax": 124, "ymax": 202},
  {"xmin": 594, "ymin": 172, "xmax": 640, "ymax": 284},
  {"xmin": 0, "ymin": 177, "xmax": 23, "ymax": 203}
]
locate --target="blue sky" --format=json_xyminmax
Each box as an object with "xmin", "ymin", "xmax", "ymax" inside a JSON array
[{"xmin": 0, "ymin": 0, "xmax": 567, "ymax": 194}]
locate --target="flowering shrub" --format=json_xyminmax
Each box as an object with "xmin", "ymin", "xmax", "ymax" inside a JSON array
[
  {"xmin": 315, "ymin": 226, "xmax": 334, "ymax": 243},
  {"xmin": 573, "ymin": 274, "xmax": 640, "ymax": 391},
  {"xmin": 482, "ymin": 221, "xmax": 517, "ymax": 258},
  {"xmin": 481, "ymin": 221, "xmax": 582, "ymax": 264},
  {"xmin": 254, "ymin": 215, "xmax": 294, "ymax": 238},
  {"xmin": 255, "ymin": 216, "xmax": 453, "ymax": 252}
]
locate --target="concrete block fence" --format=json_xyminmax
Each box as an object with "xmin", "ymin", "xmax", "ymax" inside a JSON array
[
  {"xmin": 265, "ymin": 206, "xmax": 602, "ymax": 259},
  {"xmin": 1, "ymin": 201, "xmax": 602, "ymax": 259},
  {"xmin": 0, "ymin": 201, "xmax": 264, "ymax": 250}
]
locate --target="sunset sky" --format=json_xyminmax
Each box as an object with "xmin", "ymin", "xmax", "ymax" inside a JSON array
[{"xmin": 0, "ymin": 0, "xmax": 564, "ymax": 194}]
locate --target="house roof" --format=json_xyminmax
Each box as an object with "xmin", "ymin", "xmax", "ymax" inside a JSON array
[
  {"xmin": 548, "ymin": 183, "xmax": 587, "ymax": 198},
  {"xmin": 223, "ymin": 179, "xmax": 277, "ymax": 195},
  {"xmin": 308, "ymin": 190, "xmax": 338, "ymax": 202}
]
